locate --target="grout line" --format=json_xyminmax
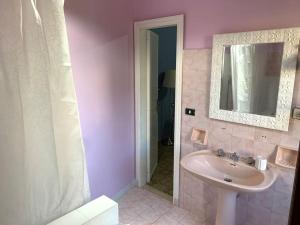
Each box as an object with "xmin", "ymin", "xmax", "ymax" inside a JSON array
[{"xmin": 150, "ymin": 205, "xmax": 173, "ymax": 225}]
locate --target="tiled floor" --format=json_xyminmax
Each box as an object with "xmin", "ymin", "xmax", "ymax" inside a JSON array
[
  {"xmin": 148, "ymin": 144, "xmax": 174, "ymax": 196},
  {"xmin": 118, "ymin": 187, "xmax": 208, "ymax": 225}
]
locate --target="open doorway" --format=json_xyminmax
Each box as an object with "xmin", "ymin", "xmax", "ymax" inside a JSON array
[
  {"xmin": 147, "ymin": 27, "xmax": 177, "ymax": 196},
  {"xmin": 134, "ymin": 15, "xmax": 184, "ymax": 204}
]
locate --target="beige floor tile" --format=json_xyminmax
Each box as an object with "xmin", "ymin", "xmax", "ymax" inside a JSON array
[{"xmin": 118, "ymin": 187, "xmax": 204, "ymax": 225}]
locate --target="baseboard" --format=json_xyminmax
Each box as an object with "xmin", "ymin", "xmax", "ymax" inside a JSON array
[{"xmin": 112, "ymin": 179, "xmax": 138, "ymax": 201}]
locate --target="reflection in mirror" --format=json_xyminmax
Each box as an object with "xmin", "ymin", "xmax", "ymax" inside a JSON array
[{"xmin": 220, "ymin": 43, "xmax": 284, "ymax": 117}]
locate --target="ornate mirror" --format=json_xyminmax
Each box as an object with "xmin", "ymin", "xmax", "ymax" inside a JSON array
[{"xmin": 209, "ymin": 28, "xmax": 300, "ymax": 131}]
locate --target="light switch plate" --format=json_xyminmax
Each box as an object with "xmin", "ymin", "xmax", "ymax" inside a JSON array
[{"xmin": 185, "ymin": 108, "xmax": 195, "ymax": 116}]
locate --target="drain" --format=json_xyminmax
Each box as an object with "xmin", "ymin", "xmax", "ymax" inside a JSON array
[{"xmin": 224, "ymin": 177, "xmax": 232, "ymax": 182}]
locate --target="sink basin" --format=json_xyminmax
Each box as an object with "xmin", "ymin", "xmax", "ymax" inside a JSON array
[
  {"xmin": 181, "ymin": 150, "xmax": 278, "ymax": 225},
  {"xmin": 181, "ymin": 150, "xmax": 277, "ymax": 192}
]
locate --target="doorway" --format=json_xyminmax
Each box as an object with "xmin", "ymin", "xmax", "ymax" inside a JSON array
[
  {"xmin": 147, "ymin": 27, "xmax": 176, "ymax": 197},
  {"xmin": 134, "ymin": 15, "xmax": 184, "ymax": 204}
]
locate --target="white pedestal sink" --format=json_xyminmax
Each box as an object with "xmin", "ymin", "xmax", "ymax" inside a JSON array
[
  {"xmin": 181, "ymin": 150, "xmax": 278, "ymax": 225},
  {"xmin": 215, "ymin": 189, "xmax": 237, "ymax": 225}
]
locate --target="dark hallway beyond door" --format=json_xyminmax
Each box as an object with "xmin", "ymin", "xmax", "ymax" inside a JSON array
[{"xmin": 149, "ymin": 143, "xmax": 173, "ymax": 196}]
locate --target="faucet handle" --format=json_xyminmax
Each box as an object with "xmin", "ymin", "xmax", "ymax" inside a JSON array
[
  {"xmin": 216, "ymin": 148, "xmax": 226, "ymax": 157},
  {"xmin": 230, "ymin": 152, "xmax": 240, "ymax": 162},
  {"xmin": 245, "ymin": 156, "xmax": 255, "ymax": 166}
]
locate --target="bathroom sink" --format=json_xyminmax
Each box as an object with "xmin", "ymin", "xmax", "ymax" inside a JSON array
[
  {"xmin": 180, "ymin": 150, "xmax": 278, "ymax": 225},
  {"xmin": 181, "ymin": 150, "xmax": 277, "ymax": 193}
]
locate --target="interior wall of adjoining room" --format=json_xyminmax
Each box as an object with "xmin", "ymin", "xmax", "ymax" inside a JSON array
[{"xmin": 151, "ymin": 27, "xmax": 177, "ymax": 142}]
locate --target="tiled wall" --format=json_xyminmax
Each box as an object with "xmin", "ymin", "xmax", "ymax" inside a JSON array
[{"xmin": 179, "ymin": 49, "xmax": 300, "ymax": 225}]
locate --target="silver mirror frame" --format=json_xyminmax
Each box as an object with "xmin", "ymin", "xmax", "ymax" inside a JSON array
[{"xmin": 209, "ymin": 28, "xmax": 300, "ymax": 131}]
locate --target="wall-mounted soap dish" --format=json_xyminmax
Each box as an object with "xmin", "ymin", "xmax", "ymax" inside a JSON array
[
  {"xmin": 191, "ymin": 128, "xmax": 208, "ymax": 145},
  {"xmin": 275, "ymin": 145, "xmax": 298, "ymax": 169},
  {"xmin": 292, "ymin": 107, "xmax": 300, "ymax": 120}
]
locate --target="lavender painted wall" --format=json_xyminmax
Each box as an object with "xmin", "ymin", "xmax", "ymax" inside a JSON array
[
  {"xmin": 133, "ymin": 0, "xmax": 300, "ymax": 49},
  {"xmin": 64, "ymin": 0, "xmax": 300, "ymax": 201},
  {"xmin": 64, "ymin": 0, "xmax": 135, "ymax": 199}
]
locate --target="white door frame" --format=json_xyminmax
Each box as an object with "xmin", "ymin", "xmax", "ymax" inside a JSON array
[{"xmin": 134, "ymin": 15, "xmax": 184, "ymax": 205}]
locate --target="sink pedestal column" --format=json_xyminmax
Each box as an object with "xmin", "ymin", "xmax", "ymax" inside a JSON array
[{"xmin": 215, "ymin": 188, "xmax": 237, "ymax": 225}]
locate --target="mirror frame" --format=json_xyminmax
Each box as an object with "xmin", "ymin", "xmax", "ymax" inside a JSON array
[{"xmin": 209, "ymin": 28, "xmax": 300, "ymax": 131}]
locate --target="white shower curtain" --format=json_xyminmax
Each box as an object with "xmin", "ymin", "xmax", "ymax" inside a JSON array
[
  {"xmin": 0, "ymin": 1, "xmax": 90, "ymax": 224},
  {"xmin": 230, "ymin": 45, "xmax": 256, "ymax": 113}
]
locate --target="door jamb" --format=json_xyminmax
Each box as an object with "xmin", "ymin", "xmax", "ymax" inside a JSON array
[{"xmin": 134, "ymin": 15, "xmax": 184, "ymax": 205}]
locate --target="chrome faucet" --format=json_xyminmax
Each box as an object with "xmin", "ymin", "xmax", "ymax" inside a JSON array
[
  {"xmin": 230, "ymin": 152, "xmax": 240, "ymax": 162},
  {"xmin": 216, "ymin": 148, "xmax": 226, "ymax": 157},
  {"xmin": 245, "ymin": 156, "xmax": 255, "ymax": 166},
  {"xmin": 216, "ymin": 149, "xmax": 255, "ymax": 166}
]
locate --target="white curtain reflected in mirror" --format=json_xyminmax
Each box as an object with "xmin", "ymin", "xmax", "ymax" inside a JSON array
[{"xmin": 220, "ymin": 43, "xmax": 284, "ymax": 117}]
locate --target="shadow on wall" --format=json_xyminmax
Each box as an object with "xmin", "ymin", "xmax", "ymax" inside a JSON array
[
  {"xmin": 64, "ymin": 0, "xmax": 135, "ymax": 200},
  {"xmin": 65, "ymin": 0, "xmax": 132, "ymax": 48}
]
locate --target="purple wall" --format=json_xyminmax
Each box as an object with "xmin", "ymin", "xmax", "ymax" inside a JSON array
[
  {"xmin": 64, "ymin": 0, "xmax": 135, "ymax": 199},
  {"xmin": 133, "ymin": 0, "xmax": 300, "ymax": 49},
  {"xmin": 64, "ymin": 0, "xmax": 300, "ymax": 200}
]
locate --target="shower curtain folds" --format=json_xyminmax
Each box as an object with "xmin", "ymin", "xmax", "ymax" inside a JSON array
[{"xmin": 0, "ymin": 0, "xmax": 90, "ymax": 224}]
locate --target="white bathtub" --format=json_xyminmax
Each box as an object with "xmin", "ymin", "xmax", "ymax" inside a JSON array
[{"xmin": 48, "ymin": 196, "xmax": 119, "ymax": 225}]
